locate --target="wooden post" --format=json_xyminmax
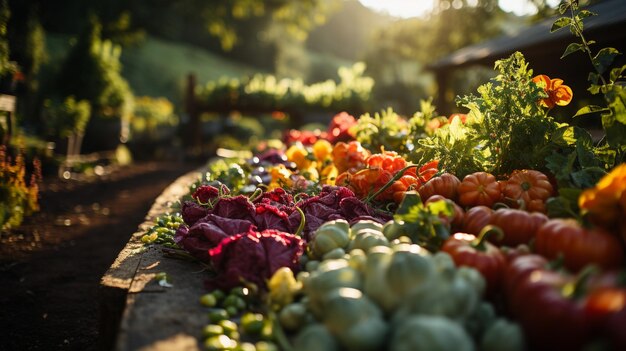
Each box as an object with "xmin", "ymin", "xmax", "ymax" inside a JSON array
[
  {"xmin": 0, "ymin": 94, "xmax": 16, "ymax": 145},
  {"xmin": 184, "ymin": 74, "xmax": 201, "ymax": 153},
  {"xmin": 434, "ymin": 70, "xmax": 450, "ymax": 117}
]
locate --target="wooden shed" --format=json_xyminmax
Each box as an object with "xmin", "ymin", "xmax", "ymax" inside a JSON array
[{"xmin": 427, "ymin": 0, "xmax": 626, "ymax": 115}]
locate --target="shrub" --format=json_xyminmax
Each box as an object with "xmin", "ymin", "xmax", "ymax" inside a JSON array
[
  {"xmin": 44, "ymin": 96, "xmax": 91, "ymax": 139},
  {"xmin": 0, "ymin": 144, "xmax": 41, "ymax": 230},
  {"xmin": 129, "ymin": 96, "xmax": 177, "ymax": 140}
]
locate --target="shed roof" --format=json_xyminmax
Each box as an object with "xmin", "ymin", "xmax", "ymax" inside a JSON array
[{"xmin": 427, "ymin": 0, "xmax": 626, "ymax": 70}]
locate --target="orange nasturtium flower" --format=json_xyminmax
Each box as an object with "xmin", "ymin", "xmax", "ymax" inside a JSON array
[
  {"xmin": 579, "ymin": 163, "xmax": 626, "ymax": 226},
  {"xmin": 532, "ymin": 74, "xmax": 573, "ymax": 108}
]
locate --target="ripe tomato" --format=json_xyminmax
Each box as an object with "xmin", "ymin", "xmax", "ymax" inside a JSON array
[
  {"xmin": 441, "ymin": 227, "xmax": 506, "ymax": 295},
  {"xmin": 504, "ymin": 254, "xmax": 591, "ymax": 351},
  {"xmin": 418, "ymin": 172, "xmax": 461, "ymax": 202},
  {"xmin": 458, "ymin": 172, "xmax": 502, "ymax": 207},
  {"xmin": 461, "ymin": 205, "xmax": 493, "ymax": 235},
  {"xmin": 502, "ymin": 169, "xmax": 554, "ymax": 213},
  {"xmin": 488, "ymin": 208, "xmax": 548, "ymax": 247},
  {"xmin": 535, "ymin": 218, "xmax": 625, "ymax": 271}
]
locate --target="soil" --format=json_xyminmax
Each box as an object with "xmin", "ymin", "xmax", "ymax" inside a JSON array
[{"xmin": 0, "ymin": 160, "xmax": 203, "ymax": 351}]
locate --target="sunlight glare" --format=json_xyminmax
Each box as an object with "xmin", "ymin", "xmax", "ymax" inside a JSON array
[
  {"xmin": 359, "ymin": 0, "xmax": 562, "ymax": 18},
  {"xmin": 358, "ymin": 0, "xmax": 436, "ymax": 18}
]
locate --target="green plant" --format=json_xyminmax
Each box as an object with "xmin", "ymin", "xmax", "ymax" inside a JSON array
[
  {"xmin": 129, "ymin": 96, "xmax": 177, "ymax": 139},
  {"xmin": 552, "ymin": 0, "xmax": 626, "ymax": 166},
  {"xmin": 417, "ymin": 52, "xmax": 565, "ymax": 178},
  {"xmin": 0, "ymin": 0, "xmax": 18, "ymax": 79},
  {"xmin": 197, "ymin": 63, "xmax": 374, "ymax": 116},
  {"xmin": 57, "ymin": 16, "xmax": 133, "ymax": 122},
  {"xmin": 0, "ymin": 144, "xmax": 41, "ymax": 230},
  {"xmin": 44, "ymin": 96, "xmax": 91, "ymax": 139}
]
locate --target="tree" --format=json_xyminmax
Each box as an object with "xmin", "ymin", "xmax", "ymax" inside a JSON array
[
  {"xmin": 56, "ymin": 16, "xmax": 133, "ymax": 151},
  {"xmin": 363, "ymin": 0, "xmax": 506, "ymax": 114}
]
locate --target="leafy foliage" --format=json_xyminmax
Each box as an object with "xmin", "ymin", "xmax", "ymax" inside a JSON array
[
  {"xmin": 0, "ymin": 0, "xmax": 17, "ymax": 79},
  {"xmin": 57, "ymin": 16, "xmax": 133, "ymax": 122},
  {"xmin": 0, "ymin": 145, "xmax": 41, "ymax": 230},
  {"xmin": 555, "ymin": 0, "xmax": 626, "ymax": 165},
  {"xmin": 417, "ymin": 52, "xmax": 559, "ymax": 177},
  {"xmin": 354, "ymin": 108, "xmax": 410, "ymax": 154},
  {"xmin": 43, "ymin": 96, "xmax": 91, "ymax": 139},
  {"xmin": 129, "ymin": 96, "xmax": 177, "ymax": 140},
  {"xmin": 197, "ymin": 63, "xmax": 374, "ymax": 115}
]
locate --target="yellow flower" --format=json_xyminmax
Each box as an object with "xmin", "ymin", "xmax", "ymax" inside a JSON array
[
  {"xmin": 268, "ymin": 164, "xmax": 294, "ymax": 190},
  {"xmin": 286, "ymin": 143, "xmax": 313, "ymax": 170},
  {"xmin": 320, "ymin": 164, "xmax": 338, "ymax": 185},
  {"xmin": 312, "ymin": 139, "xmax": 333, "ymax": 163}
]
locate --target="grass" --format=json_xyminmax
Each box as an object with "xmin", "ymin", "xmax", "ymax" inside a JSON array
[
  {"xmin": 120, "ymin": 36, "xmax": 262, "ymax": 104},
  {"xmin": 45, "ymin": 34, "xmax": 262, "ymax": 105}
]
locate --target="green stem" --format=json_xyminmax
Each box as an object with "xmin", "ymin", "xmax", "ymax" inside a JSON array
[
  {"xmin": 294, "ymin": 207, "xmax": 306, "ymax": 237},
  {"xmin": 569, "ymin": 1, "xmax": 608, "ymax": 86},
  {"xmin": 365, "ymin": 164, "xmax": 419, "ymax": 203},
  {"xmin": 471, "ymin": 225, "xmax": 504, "ymax": 251},
  {"xmin": 248, "ymin": 187, "xmax": 263, "ymax": 202},
  {"xmin": 269, "ymin": 310, "xmax": 295, "ymax": 351},
  {"xmin": 562, "ymin": 264, "xmax": 598, "ymax": 300}
]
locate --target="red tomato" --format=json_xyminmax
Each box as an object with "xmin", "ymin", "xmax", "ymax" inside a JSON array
[
  {"xmin": 418, "ymin": 172, "xmax": 461, "ymax": 202},
  {"xmin": 504, "ymin": 254, "xmax": 591, "ymax": 351},
  {"xmin": 488, "ymin": 208, "xmax": 548, "ymax": 247},
  {"xmin": 535, "ymin": 219, "xmax": 625, "ymax": 271},
  {"xmin": 458, "ymin": 172, "xmax": 502, "ymax": 207},
  {"xmin": 502, "ymin": 169, "xmax": 554, "ymax": 213},
  {"xmin": 441, "ymin": 227, "xmax": 505, "ymax": 295},
  {"xmin": 461, "ymin": 205, "xmax": 493, "ymax": 235}
]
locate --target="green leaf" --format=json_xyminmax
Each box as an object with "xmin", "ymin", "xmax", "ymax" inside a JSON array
[
  {"xmin": 588, "ymin": 84, "xmax": 602, "ymax": 95},
  {"xmin": 576, "ymin": 140, "xmax": 601, "ymax": 168},
  {"xmin": 545, "ymin": 151, "xmax": 576, "ymax": 185},
  {"xmin": 395, "ymin": 191, "xmax": 422, "ymax": 216},
  {"xmin": 592, "ymin": 47, "xmax": 621, "ymax": 75},
  {"xmin": 546, "ymin": 194, "xmax": 579, "ymax": 219},
  {"xmin": 606, "ymin": 84, "xmax": 626, "ymax": 124},
  {"xmin": 588, "ymin": 72, "xmax": 600, "ymax": 85},
  {"xmin": 558, "ymin": 2, "xmax": 570, "ymax": 15},
  {"xmin": 546, "ymin": 187, "xmax": 582, "ymax": 219},
  {"xmin": 425, "ymin": 199, "xmax": 453, "ymax": 218},
  {"xmin": 573, "ymin": 105, "xmax": 609, "ymax": 118},
  {"xmin": 571, "ymin": 167, "xmax": 606, "ymax": 188},
  {"xmin": 561, "ymin": 43, "xmax": 584, "ymax": 59},
  {"xmin": 577, "ymin": 10, "xmax": 596, "ymax": 19},
  {"xmin": 551, "ymin": 17, "xmax": 572, "ymax": 32},
  {"xmin": 610, "ymin": 64, "xmax": 626, "ymax": 83}
]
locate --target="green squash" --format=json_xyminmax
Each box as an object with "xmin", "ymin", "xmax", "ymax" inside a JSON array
[
  {"xmin": 310, "ymin": 219, "xmax": 351, "ymax": 258},
  {"xmin": 322, "ymin": 288, "xmax": 388, "ymax": 351},
  {"xmin": 293, "ymin": 324, "xmax": 340, "ymax": 351},
  {"xmin": 304, "ymin": 259, "xmax": 362, "ymax": 318},
  {"xmin": 395, "ymin": 261, "xmax": 482, "ymax": 322},
  {"xmin": 350, "ymin": 219, "xmax": 384, "ymax": 235},
  {"xmin": 480, "ymin": 318, "xmax": 525, "ymax": 351},
  {"xmin": 385, "ymin": 246, "xmax": 435, "ymax": 302},
  {"xmin": 390, "ymin": 316, "xmax": 474, "ymax": 351},
  {"xmin": 278, "ymin": 302, "xmax": 309, "ymax": 332},
  {"xmin": 348, "ymin": 228, "xmax": 390, "ymax": 252}
]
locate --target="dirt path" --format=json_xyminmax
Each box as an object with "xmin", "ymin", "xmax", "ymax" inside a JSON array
[{"xmin": 0, "ymin": 161, "xmax": 202, "ymax": 351}]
